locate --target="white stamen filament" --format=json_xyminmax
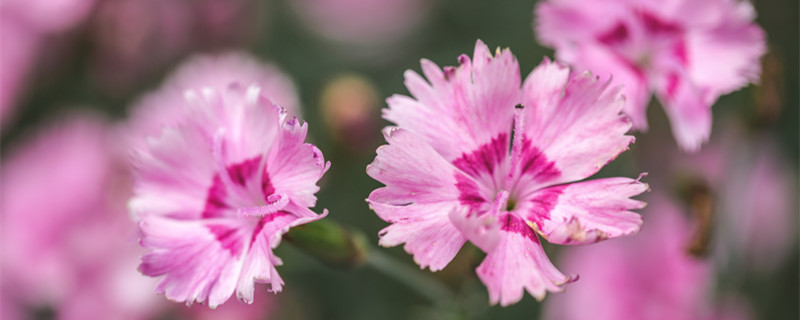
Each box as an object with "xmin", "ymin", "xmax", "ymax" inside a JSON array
[
  {"xmin": 493, "ymin": 190, "xmax": 510, "ymax": 214},
  {"xmin": 509, "ymin": 104, "xmax": 526, "ymax": 178},
  {"xmin": 237, "ymin": 194, "xmax": 289, "ymax": 217}
]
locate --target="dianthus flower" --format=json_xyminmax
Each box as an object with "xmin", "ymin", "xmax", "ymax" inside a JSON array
[
  {"xmin": 130, "ymin": 83, "xmax": 329, "ymax": 307},
  {"xmin": 535, "ymin": 0, "xmax": 765, "ymax": 151},
  {"xmin": 367, "ymin": 40, "xmax": 647, "ymax": 305}
]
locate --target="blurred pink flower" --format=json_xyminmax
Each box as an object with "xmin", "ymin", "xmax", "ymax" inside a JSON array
[
  {"xmin": 367, "ymin": 40, "xmax": 647, "ymax": 306},
  {"xmin": 122, "ymin": 51, "xmax": 300, "ymax": 152},
  {"xmin": 1, "ymin": 0, "xmax": 95, "ymax": 33},
  {"xmin": 0, "ymin": 113, "xmax": 164, "ymax": 319},
  {"xmin": 291, "ymin": 0, "xmax": 431, "ymax": 45},
  {"xmin": 0, "ymin": 0, "xmax": 94, "ymax": 125},
  {"xmin": 130, "ymin": 83, "xmax": 329, "ymax": 307},
  {"xmin": 0, "ymin": 18, "xmax": 39, "ymax": 125},
  {"xmin": 544, "ymin": 194, "xmax": 746, "ymax": 320},
  {"xmin": 89, "ymin": 0, "xmax": 264, "ymax": 95},
  {"xmin": 184, "ymin": 289, "xmax": 274, "ymax": 320},
  {"xmin": 674, "ymin": 125, "xmax": 797, "ymax": 271},
  {"xmin": 535, "ymin": 0, "xmax": 765, "ymax": 151},
  {"xmin": 719, "ymin": 141, "xmax": 796, "ymax": 270}
]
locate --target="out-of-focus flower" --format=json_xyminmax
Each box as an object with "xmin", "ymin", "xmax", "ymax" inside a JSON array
[
  {"xmin": 184, "ymin": 289, "xmax": 274, "ymax": 320},
  {"xmin": 535, "ymin": 0, "xmax": 766, "ymax": 151},
  {"xmin": 320, "ymin": 74, "xmax": 381, "ymax": 153},
  {"xmin": 89, "ymin": 0, "xmax": 264, "ymax": 96},
  {"xmin": 367, "ymin": 40, "xmax": 647, "ymax": 306},
  {"xmin": 544, "ymin": 194, "xmax": 747, "ymax": 320},
  {"xmin": 130, "ymin": 82, "xmax": 329, "ymax": 307},
  {"xmin": 1, "ymin": 0, "xmax": 95, "ymax": 33},
  {"xmin": 0, "ymin": 0, "xmax": 95, "ymax": 125},
  {"xmin": 290, "ymin": 0, "xmax": 432, "ymax": 46},
  {"xmin": 717, "ymin": 140, "xmax": 796, "ymax": 271},
  {"xmin": 673, "ymin": 125, "xmax": 797, "ymax": 271},
  {"xmin": 122, "ymin": 51, "xmax": 300, "ymax": 152},
  {"xmin": 0, "ymin": 113, "xmax": 164, "ymax": 319},
  {"xmin": 0, "ymin": 18, "xmax": 39, "ymax": 125}
]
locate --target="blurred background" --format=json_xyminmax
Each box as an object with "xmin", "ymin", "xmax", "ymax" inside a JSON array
[{"xmin": 0, "ymin": 0, "xmax": 797, "ymax": 319}]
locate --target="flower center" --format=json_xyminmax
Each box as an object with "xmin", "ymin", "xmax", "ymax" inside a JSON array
[
  {"xmin": 505, "ymin": 195, "xmax": 517, "ymax": 212},
  {"xmin": 211, "ymin": 128, "xmax": 287, "ymax": 218}
]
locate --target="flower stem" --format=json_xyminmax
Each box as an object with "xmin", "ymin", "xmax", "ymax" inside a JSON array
[{"xmin": 365, "ymin": 249, "xmax": 456, "ymax": 305}]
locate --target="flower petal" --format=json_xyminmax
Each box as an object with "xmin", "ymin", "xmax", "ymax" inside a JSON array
[
  {"xmin": 131, "ymin": 124, "xmax": 216, "ymax": 220},
  {"xmin": 266, "ymin": 115, "xmax": 330, "ymax": 209},
  {"xmin": 384, "ymin": 40, "xmax": 519, "ymax": 161},
  {"xmin": 367, "ymin": 128, "xmax": 462, "ymax": 205},
  {"xmin": 476, "ymin": 214, "xmax": 574, "ymax": 306},
  {"xmin": 235, "ymin": 210, "xmax": 326, "ymax": 302},
  {"xmin": 527, "ymin": 177, "xmax": 648, "ymax": 245},
  {"xmin": 138, "ymin": 216, "xmax": 247, "ymax": 307},
  {"xmin": 656, "ymin": 71, "xmax": 713, "ymax": 152},
  {"xmin": 684, "ymin": 14, "xmax": 765, "ymax": 96},
  {"xmin": 371, "ymin": 201, "xmax": 466, "ymax": 271},
  {"xmin": 521, "ymin": 61, "xmax": 636, "ymax": 185}
]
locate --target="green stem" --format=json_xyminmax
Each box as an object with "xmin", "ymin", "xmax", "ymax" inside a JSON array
[{"xmin": 365, "ymin": 249, "xmax": 456, "ymax": 305}]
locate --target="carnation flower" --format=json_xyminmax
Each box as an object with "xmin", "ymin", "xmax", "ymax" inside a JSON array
[
  {"xmin": 535, "ymin": 0, "xmax": 766, "ymax": 151},
  {"xmin": 130, "ymin": 83, "xmax": 329, "ymax": 307},
  {"xmin": 367, "ymin": 40, "xmax": 647, "ymax": 305}
]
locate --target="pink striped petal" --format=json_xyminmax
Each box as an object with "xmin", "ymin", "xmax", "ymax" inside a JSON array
[
  {"xmin": 521, "ymin": 63, "xmax": 636, "ymax": 186},
  {"xmin": 371, "ymin": 201, "xmax": 466, "ymax": 271},
  {"xmin": 656, "ymin": 71, "xmax": 712, "ymax": 152},
  {"xmin": 476, "ymin": 214, "xmax": 575, "ymax": 306},
  {"xmin": 139, "ymin": 217, "xmax": 247, "ymax": 307},
  {"xmin": 367, "ymin": 128, "xmax": 462, "ymax": 205},
  {"xmin": 266, "ymin": 116, "xmax": 330, "ymax": 209},
  {"xmin": 527, "ymin": 177, "xmax": 648, "ymax": 245}
]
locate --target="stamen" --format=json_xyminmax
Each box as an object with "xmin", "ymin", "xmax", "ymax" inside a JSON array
[
  {"xmin": 509, "ymin": 104, "xmax": 526, "ymax": 177},
  {"xmin": 212, "ymin": 128, "xmax": 237, "ymax": 190},
  {"xmin": 492, "ymin": 190, "xmax": 510, "ymax": 214},
  {"xmin": 237, "ymin": 194, "xmax": 289, "ymax": 217}
]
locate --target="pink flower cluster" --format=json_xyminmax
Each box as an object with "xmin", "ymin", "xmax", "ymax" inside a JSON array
[
  {"xmin": 1, "ymin": 0, "xmax": 772, "ymax": 313},
  {"xmin": 367, "ymin": 40, "xmax": 648, "ymax": 305}
]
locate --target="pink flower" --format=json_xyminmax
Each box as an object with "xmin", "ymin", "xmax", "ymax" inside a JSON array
[
  {"xmin": 1, "ymin": 0, "xmax": 95, "ymax": 34},
  {"xmin": 367, "ymin": 40, "xmax": 647, "ymax": 305},
  {"xmin": 122, "ymin": 51, "xmax": 300, "ymax": 152},
  {"xmin": 130, "ymin": 82, "xmax": 329, "ymax": 307},
  {"xmin": 719, "ymin": 140, "xmax": 796, "ymax": 271},
  {"xmin": 543, "ymin": 194, "xmax": 748, "ymax": 320},
  {"xmin": 0, "ymin": 113, "xmax": 166, "ymax": 319},
  {"xmin": 535, "ymin": 0, "xmax": 766, "ymax": 151},
  {"xmin": 89, "ymin": 0, "xmax": 263, "ymax": 95},
  {"xmin": 0, "ymin": 0, "xmax": 95, "ymax": 125},
  {"xmin": 290, "ymin": 0, "xmax": 431, "ymax": 45},
  {"xmin": 670, "ymin": 124, "xmax": 797, "ymax": 271}
]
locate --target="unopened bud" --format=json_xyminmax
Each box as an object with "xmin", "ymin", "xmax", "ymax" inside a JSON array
[
  {"xmin": 283, "ymin": 219, "xmax": 369, "ymax": 269},
  {"xmin": 320, "ymin": 74, "xmax": 381, "ymax": 154}
]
